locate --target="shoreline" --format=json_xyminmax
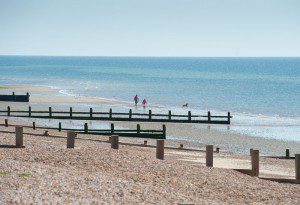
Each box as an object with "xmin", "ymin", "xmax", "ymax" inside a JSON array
[{"xmin": 0, "ymin": 84, "xmax": 300, "ymax": 156}]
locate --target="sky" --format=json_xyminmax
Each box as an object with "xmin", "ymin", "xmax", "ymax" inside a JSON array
[{"xmin": 0, "ymin": 0, "xmax": 300, "ymax": 57}]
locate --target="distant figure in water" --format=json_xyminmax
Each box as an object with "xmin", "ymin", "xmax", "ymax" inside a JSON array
[
  {"xmin": 134, "ymin": 94, "xmax": 139, "ymax": 106},
  {"xmin": 142, "ymin": 99, "xmax": 147, "ymax": 108},
  {"xmin": 182, "ymin": 103, "xmax": 188, "ymax": 108}
]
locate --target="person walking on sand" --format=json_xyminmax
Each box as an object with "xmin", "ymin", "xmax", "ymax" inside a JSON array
[
  {"xmin": 142, "ymin": 98, "xmax": 147, "ymax": 108},
  {"xmin": 134, "ymin": 94, "xmax": 139, "ymax": 106}
]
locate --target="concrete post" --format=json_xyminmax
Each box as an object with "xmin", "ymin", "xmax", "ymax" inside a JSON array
[
  {"xmin": 67, "ymin": 131, "xmax": 76, "ymax": 148},
  {"xmin": 206, "ymin": 145, "xmax": 214, "ymax": 167},
  {"xmin": 156, "ymin": 140, "xmax": 164, "ymax": 160},
  {"xmin": 15, "ymin": 126, "xmax": 24, "ymax": 148},
  {"xmin": 251, "ymin": 149, "xmax": 259, "ymax": 177},
  {"xmin": 296, "ymin": 154, "xmax": 300, "ymax": 180},
  {"xmin": 111, "ymin": 135, "xmax": 119, "ymax": 149}
]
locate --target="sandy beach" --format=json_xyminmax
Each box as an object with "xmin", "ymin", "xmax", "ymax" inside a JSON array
[
  {"xmin": 0, "ymin": 85, "xmax": 300, "ymax": 156},
  {"xmin": 0, "ymin": 120, "xmax": 299, "ymax": 204}
]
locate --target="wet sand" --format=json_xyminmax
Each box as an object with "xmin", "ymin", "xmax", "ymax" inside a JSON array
[{"xmin": 0, "ymin": 84, "xmax": 300, "ymax": 156}]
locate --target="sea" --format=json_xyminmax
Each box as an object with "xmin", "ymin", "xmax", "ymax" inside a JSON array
[{"xmin": 0, "ymin": 56, "xmax": 299, "ymax": 142}]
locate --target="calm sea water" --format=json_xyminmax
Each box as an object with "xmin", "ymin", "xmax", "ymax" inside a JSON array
[{"xmin": 0, "ymin": 56, "xmax": 299, "ymax": 141}]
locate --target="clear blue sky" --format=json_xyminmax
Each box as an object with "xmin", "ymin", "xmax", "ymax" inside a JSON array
[{"xmin": 0, "ymin": 0, "xmax": 299, "ymax": 57}]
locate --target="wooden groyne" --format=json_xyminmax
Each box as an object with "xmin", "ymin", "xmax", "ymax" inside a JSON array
[
  {"xmin": 0, "ymin": 92, "xmax": 30, "ymax": 102},
  {"xmin": 2, "ymin": 119, "xmax": 166, "ymax": 139},
  {"xmin": 0, "ymin": 106, "xmax": 232, "ymax": 124}
]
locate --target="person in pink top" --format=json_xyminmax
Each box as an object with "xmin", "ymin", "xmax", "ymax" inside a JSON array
[
  {"xmin": 134, "ymin": 94, "xmax": 139, "ymax": 106},
  {"xmin": 142, "ymin": 98, "xmax": 147, "ymax": 108}
]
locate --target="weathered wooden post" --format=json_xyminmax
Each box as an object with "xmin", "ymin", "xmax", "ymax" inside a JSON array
[
  {"xmin": 111, "ymin": 135, "xmax": 119, "ymax": 149},
  {"xmin": 58, "ymin": 122, "xmax": 62, "ymax": 132},
  {"xmin": 208, "ymin": 111, "xmax": 211, "ymax": 123},
  {"xmin": 251, "ymin": 150, "xmax": 259, "ymax": 177},
  {"xmin": 162, "ymin": 124, "xmax": 166, "ymax": 137},
  {"xmin": 67, "ymin": 131, "xmax": 76, "ymax": 148},
  {"xmin": 137, "ymin": 124, "xmax": 140, "ymax": 135},
  {"xmin": 109, "ymin": 108, "xmax": 112, "ymax": 119},
  {"xmin": 111, "ymin": 123, "xmax": 115, "ymax": 134},
  {"xmin": 144, "ymin": 140, "xmax": 147, "ymax": 146},
  {"xmin": 15, "ymin": 126, "xmax": 24, "ymax": 148},
  {"xmin": 32, "ymin": 122, "xmax": 36, "ymax": 130},
  {"xmin": 180, "ymin": 144, "xmax": 183, "ymax": 149},
  {"xmin": 7, "ymin": 106, "xmax": 10, "ymax": 116},
  {"xmin": 28, "ymin": 106, "xmax": 31, "ymax": 117},
  {"xmin": 84, "ymin": 123, "xmax": 88, "ymax": 134},
  {"xmin": 250, "ymin": 148, "xmax": 253, "ymax": 155},
  {"xmin": 286, "ymin": 149, "xmax": 290, "ymax": 159},
  {"xmin": 227, "ymin": 112, "xmax": 231, "ymax": 124},
  {"xmin": 70, "ymin": 107, "xmax": 73, "ymax": 118},
  {"xmin": 168, "ymin": 110, "xmax": 171, "ymax": 120},
  {"xmin": 188, "ymin": 111, "xmax": 191, "ymax": 122},
  {"xmin": 129, "ymin": 109, "xmax": 132, "ymax": 119},
  {"xmin": 49, "ymin": 107, "xmax": 52, "ymax": 118},
  {"xmin": 206, "ymin": 145, "xmax": 214, "ymax": 167},
  {"xmin": 296, "ymin": 154, "xmax": 300, "ymax": 180},
  {"xmin": 5, "ymin": 119, "xmax": 8, "ymax": 127},
  {"xmin": 90, "ymin": 108, "xmax": 93, "ymax": 119},
  {"xmin": 149, "ymin": 110, "xmax": 152, "ymax": 120},
  {"xmin": 156, "ymin": 140, "xmax": 164, "ymax": 160}
]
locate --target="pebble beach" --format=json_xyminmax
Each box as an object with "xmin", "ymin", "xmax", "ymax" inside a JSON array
[{"xmin": 0, "ymin": 121, "xmax": 299, "ymax": 204}]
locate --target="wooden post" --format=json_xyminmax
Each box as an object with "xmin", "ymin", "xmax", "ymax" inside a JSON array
[
  {"xmin": 5, "ymin": 119, "xmax": 8, "ymax": 127},
  {"xmin": 58, "ymin": 122, "xmax": 62, "ymax": 132},
  {"xmin": 206, "ymin": 145, "xmax": 213, "ymax": 167},
  {"xmin": 208, "ymin": 111, "xmax": 211, "ymax": 122},
  {"xmin": 26, "ymin": 92, "xmax": 29, "ymax": 98},
  {"xmin": 137, "ymin": 124, "xmax": 140, "ymax": 134},
  {"xmin": 111, "ymin": 123, "xmax": 114, "ymax": 134},
  {"xmin": 90, "ymin": 108, "xmax": 93, "ymax": 119},
  {"xmin": 70, "ymin": 107, "xmax": 73, "ymax": 118},
  {"xmin": 15, "ymin": 126, "xmax": 24, "ymax": 148},
  {"xmin": 12, "ymin": 92, "xmax": 15, "ymax": 96},
  {"xmin": 296, "ymin": 154, "xmax": 300, "ymax": 180},
  {"xmin": 149, "ymin": 110, "xmax": 152, "ymax": 120},
  {"xmin": 49, "ymin": 107, "xmax": 52, "ymax": 118},
  {"xmin": 286, "ymin": 149, "xmax": 290, "ymax": 159},
  {"xmin": 109, "ymin": 108, "xmax": 112, "ymax": 119},
  {"xmin": 216, "ymin": 147, "xmax": 220, "ymax": 153},
  {"xmin": 129, "ymin": 109, "xmax": 132, "ymax": 119},
  {"xmin": 111, "ymin": 135, "xmax": 119, "ymax": 149},
  {"xmin": 180, "ymin": 144, "xmax": 183, "ymax": 149},
  {"xmin": 28, "ymin": 106, "xmax": 31, "ymax": 117},
  {"xmin": 67, "ymin": 131, "xmax": 76, "ymax": 148},
  {"xmin": 227, "ymin": 112, "xmax": 231, "ymax": 124},
  {"xmin": 168, "ymin": 110, "xmax": 171, "ymax": 120},
  {"xmin": 188, "ymin": 111, "xmax": 191, "ymax": 122},
  {"xmin": 156, "ymin": 140, "xmax": 164, "ymax": 160},
  {"xmin": 84, "ymin": 123, "xmax": 88, "ymax": 134},
  {"xmin": 251, "ymin": 150, "xmax": 259, "ymax": 177},
  {"xmin": 162, "ymin": 124, "xmax": 166, "ymax": 137},
  {"xmin": 144, "ymin": 140, "xmax": 147, "ymax": 146},
  {"xmin": 250, "ymin": 148, "xmax": 253, "ymax": 155},
  {"xmin": 32, "ymin": 122, "xmax": 35, "ymax": 130},
  {"xmin": 7, "ymin": 106, "xmax": 10, "ymax": 116}
]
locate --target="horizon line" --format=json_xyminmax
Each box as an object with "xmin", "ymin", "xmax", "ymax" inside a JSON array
[{"xmin": 0, "ymin": 54, "xmax": 300, "ymax": 58}]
